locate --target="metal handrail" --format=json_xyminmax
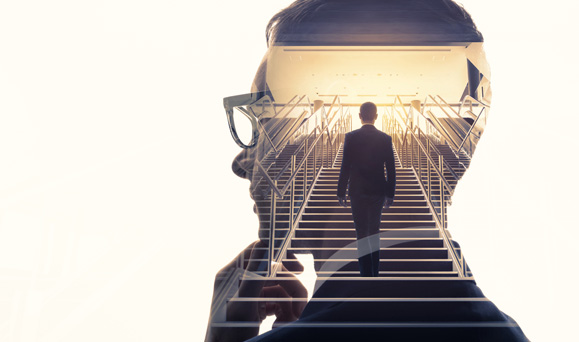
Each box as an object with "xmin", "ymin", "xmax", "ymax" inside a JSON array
[
  {"xmin": 391, "ymin": 97, "xmax": 462, "ymax": 182},
  {"xmin": 257, "ymin": 96, "xmax": 339, "ymax": 197},
  {"xmin": 383, "ymin": 111, "xmax": 468, "ymax": 278},
  {"xmin": 459, "ymin": 94, "xmax": 490, "ymax": 114},
  {"xmin": 261, "ymin": 95, "xmax": 310, "ymax": 155},
  {"xmin": 456, "ymin": 107, "xmax": 486, "ymax": 153},
  {"xmin": 235, "ymin": 95, "xmax": 349, "ymax": 276},
  {"xmin": 268, "ymin": 105, "xmax": 351, "ymax": 277},
  {"xmin": 392, "ymin": 120, "xmax": 455, "ymax": 196},
  {"xmin": 423, "ymin": 96, "xmax": 469, "ymax": 152},
  {"xmin": 456, "ymin": 95, "xmax": 489, "ymax": 157},
  {"xmin": 421, "ymin": 95, "xmax": 490, "ymax": 159},
  {"xmin": 210, "ymin": 96, "xmax": 349, "ymax": 322},
  {"xmin": 248, "ymin": 95, "xmax": 315, "ymax": 196},
  {"xmin": 267, "ymin": 95, "xmax": 344, "ymax": 194},
  {"xmin": 430, "ymin": 95, "xmax": 471, "ymax": 133}
]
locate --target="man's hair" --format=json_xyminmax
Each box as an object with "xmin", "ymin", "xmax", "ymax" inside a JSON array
[
  {"xmin": 360, "ymin": 102, "xmax": 378, "ymax": 122},
  {"xmin": 266, "ymin": 0, "xmax": 483, "ymax": 46}
]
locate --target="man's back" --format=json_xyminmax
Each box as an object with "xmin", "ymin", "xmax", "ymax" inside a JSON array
[{"xmin": 337, "ymin": 125, "xmax": 396, "ymax": 198}]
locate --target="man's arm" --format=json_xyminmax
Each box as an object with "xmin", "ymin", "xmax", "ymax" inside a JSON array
[
  {"xmin": 206, "ymin": 242, "xmax": 307, "ymax": 342},
  {"xmin": 337, "ymin": 134, "xmax": 351, "ymax": 206},
  {"xmin": 384, "ymin": 135, "xmax": 396, "ymax": 201}
]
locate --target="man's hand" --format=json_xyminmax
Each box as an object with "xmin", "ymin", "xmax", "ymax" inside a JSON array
[
  {"xmin": 209, "ymin": 241, "xmax": 307, "ymax": 342},
  {"xmin": 384, "ymin": 197, "xmax": 394, "ymax": 209},
  {"xmin": 337, "ymin": 195, "xmax": 348, "ymax": 208}
]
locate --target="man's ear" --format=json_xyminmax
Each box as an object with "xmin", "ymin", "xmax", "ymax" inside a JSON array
[{"xmin": 359, "ymin": 113, "xmax": 362, "ymax": 120}]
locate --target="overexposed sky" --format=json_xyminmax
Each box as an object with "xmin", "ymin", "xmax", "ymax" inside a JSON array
[{"xmin": 0, "ymin": 1, "xmax": 577, "ymax": 341}]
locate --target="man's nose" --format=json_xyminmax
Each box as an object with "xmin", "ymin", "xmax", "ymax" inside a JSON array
[{"xmin": 231, "ymin": 149, "xmax": 254, "ymax": 179}]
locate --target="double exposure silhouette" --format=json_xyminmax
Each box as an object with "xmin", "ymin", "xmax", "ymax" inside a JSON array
[{"xmin": 206, "ymin": 1, "xmax": 529, "ymax": 341}]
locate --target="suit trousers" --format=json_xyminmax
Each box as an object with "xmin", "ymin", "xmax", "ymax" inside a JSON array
[{"xmin": 349, "ymin": 194, "xmax": 386, "ymax": 277}]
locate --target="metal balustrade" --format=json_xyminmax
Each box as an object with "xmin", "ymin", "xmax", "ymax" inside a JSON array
[
  {"xmin": 263, "ymin": 96, "xmax": 351, "ymax": 277},
  {"xmin": 420, "ymin": 95, "xmax": 489, "ymax": 160},
  {"xmin": 210, "ymin": 95, "xmax": 351, "ymax": 323},
  {"xmin": 211, "ymin": 93, "xmax": 483, "ymax": 329},
  {"xmin": 383, "ymin": 102, "xmax": 469, "ymax": 278}
]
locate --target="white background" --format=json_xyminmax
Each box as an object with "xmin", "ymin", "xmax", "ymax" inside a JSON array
[{"xmin": 0, "ymin": 1, "xmax": 577, "ymax": 341}]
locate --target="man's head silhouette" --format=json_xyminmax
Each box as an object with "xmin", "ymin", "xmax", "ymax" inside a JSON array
[
  {"xmin": 208, "ymin": 1, "xmax": 530, "ymax": 341},
  {"xmin": 359, "ymin": 102, "xmax": 378, "ymax": 124}
]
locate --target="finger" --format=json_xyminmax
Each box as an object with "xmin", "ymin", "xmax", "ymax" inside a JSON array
[
  {"xmin": 245, "ymin": 240, "xmax": 268, "ymax": 273},
  {"xmin": 276, "ymin": 264, "xmax": 308, "ymax": 318},
  {"xmin": 261, "ymin": 285, "xmax": 300, "ymax": 323},
  {"xmin": 282, "ymin": 251, "xmax": 304, "ymax": 274},
  {"xmin": 237, "ymin": 241, "xmax": 268, "ymax": 298}
]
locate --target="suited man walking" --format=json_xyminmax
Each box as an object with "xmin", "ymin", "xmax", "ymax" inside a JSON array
[{"xmin": 337, "ymin": 102, "xmax": 396, "ymax": 277}]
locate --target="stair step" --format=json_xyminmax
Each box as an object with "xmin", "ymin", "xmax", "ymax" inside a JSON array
[
  {"xmin": 300, "ymin": 213, "xmax": 433, "ymax": 221},
  {"xmin": 295, "ymin": 228, "xmax": 440, "ymax": 238},
  {"xmin": 304, "ymin": 206, "xmax": 431, "ymax": 213},
  {"xmin": 285, "ymin": 270, "xmax": 459, "ymax": 277},
  {"xmin": 307, "ymin": 200, "xmax": 428, "ymax": 206},
  {"xmin": 314, "ymin": 184, "xmax": 421, "ymax": 190},
  {"xmin": 310, "ymin": 194, "xmax": 426, "ymax": 201},
  {"xmin": 309, "ymin": 246, "xmax": 445, "ymax": 257},
  {"xmin": 297, "ymin": 221, "xmax": 436, "ymax": 228},
  {"xmin": 291, "ymin": 237, "xmax": 444, "ymax": 248}
]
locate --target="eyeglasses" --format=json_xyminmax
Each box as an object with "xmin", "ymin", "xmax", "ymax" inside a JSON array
[{"xmin": 223, "ymin": 92, "xmax": 272, "ymax": 149}]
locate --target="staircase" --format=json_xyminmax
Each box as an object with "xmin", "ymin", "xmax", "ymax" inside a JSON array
[
  {"xmin": 207, "ymin": 97, "xmax": 493, "ymax": 341},
  {"xmin": 287, "ymin": 145, "xmax": 459, "ymax": 278},
  {"xmin": 214, "ymin": 139, "xmax": 489, "ymax": 340}
]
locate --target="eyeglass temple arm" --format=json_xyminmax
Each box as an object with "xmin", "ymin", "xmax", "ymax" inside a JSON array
[{"xmin": 223, "ymin": 91, "xmax": 268, "ymax": 113}]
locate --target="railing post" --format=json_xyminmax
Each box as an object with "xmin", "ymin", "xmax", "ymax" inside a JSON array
[
  {"xmin": 328, "ymin": 130, "xmax": 332, "ymax": 168},
  {"xmin": 290, "ymin": 155, "xmax": 296, "ymax": 229},
  {"xmin": 328, "ymin": 131, "xmax": 332, "ymax": 168},
  {"xmin": 303, "ymin": 144, "xmax": 308, "ymax": 198},
  {"xmin": 439, "ymin": 155, "xmax": 445, "ymax": 229},
  {"xmin": 268, "ymin": 180, "xmax": 277, "ymax": 277},
  {"xmin": 333, "ymin": 129, "xmax": 337, "ymax": 166},
  {"xmin": 313, "ymin": 139, "xmax": 317, "ymax": 180},
  {"xmin": 427, "ymin": 142, "xmax": 432, "ymax": 200},
  {"xmin": 410, "ymin": 135, "xmax": 414, "ymax": 169},
  {"xmin": 418, "ymin": 130, "xmax": 422, "ymax": 181}
]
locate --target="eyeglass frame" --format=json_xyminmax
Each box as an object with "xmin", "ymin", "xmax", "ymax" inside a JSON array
[{"xmin": 224, "ymin": 92, "xmax": 273, "ymax": 149}]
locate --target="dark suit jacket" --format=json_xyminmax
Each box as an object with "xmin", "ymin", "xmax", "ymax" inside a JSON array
[
  {"xmin": 337, "ymin": 125, "xmax": 396, "ymax": 198},
  {"xmin": 247, "ymin": 275, "xmax": 528, "ymax": 342}
]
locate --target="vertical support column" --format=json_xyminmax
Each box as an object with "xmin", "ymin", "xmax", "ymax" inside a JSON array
[{"xmin": 268, "ymin": 180, "xmax": 278, "ymax": 277}]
